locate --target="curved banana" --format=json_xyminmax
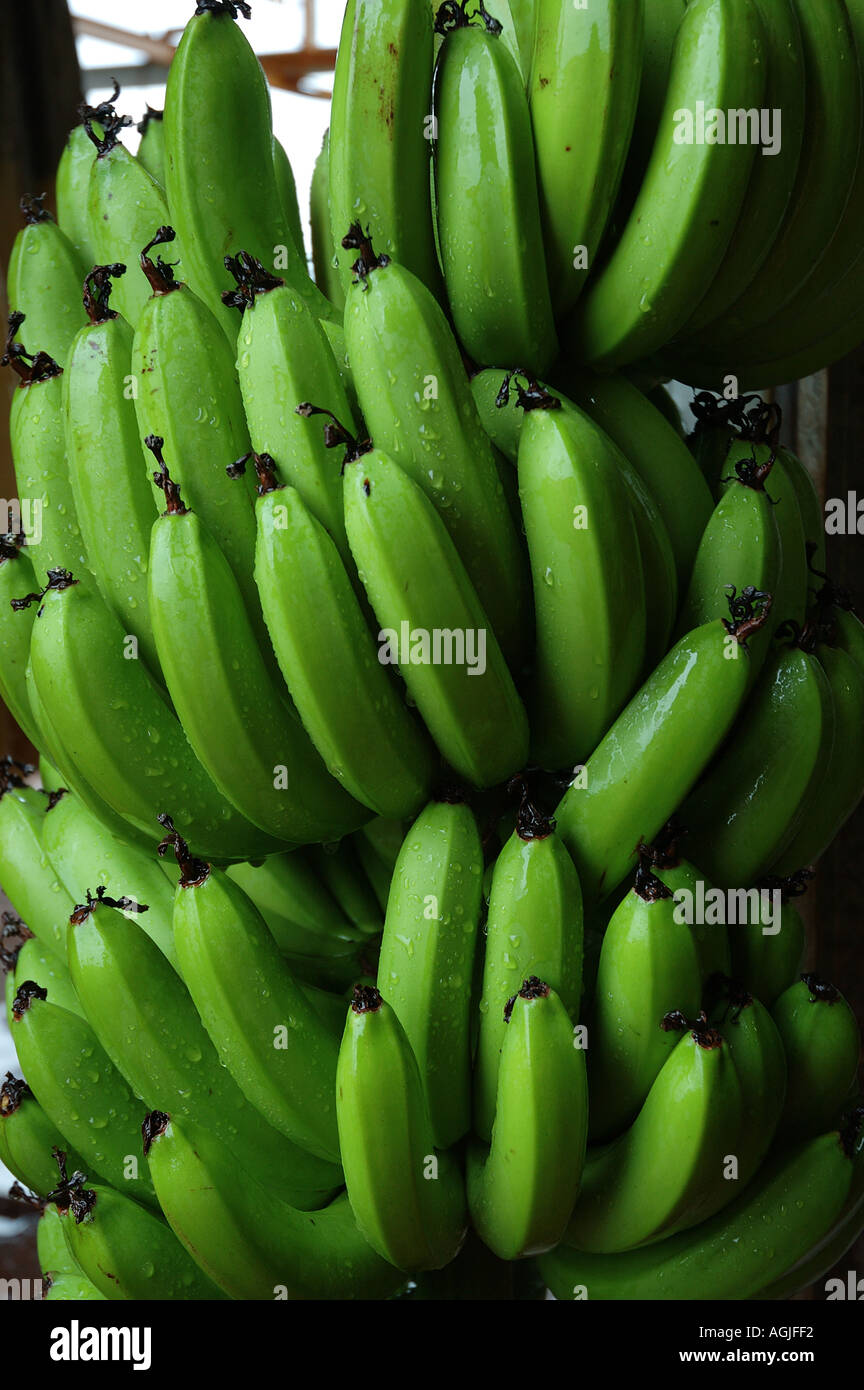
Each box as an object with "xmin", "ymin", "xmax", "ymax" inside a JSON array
[
  {"xmin": 336, "ymin": 985, "xmax": 467, "ymax": 1271},
  {"xmin": 343, "ymin": 438, "xmax": 529, "ymax": 788},
  {"xmin": 781, "ymin": 445, "xmax": 825, "ymax": 581},
  {"xmin": 566, "ymin": 0, "xmax": 765, "ymax": 368},
  {"xmin": 4, "ymin": 922, "xmax": 83, "ymax": 1023},
  {"xmin": 164, "ymin": 0, "xmax": 333, "ymax": 340},
  {"xmin": 642, "ymin": 822, "xmax": 731, "ymax": 981},
  {"xmin": 555, "ymin": 596, "xmax": 772, "ymax": 903},
  {"xmin": 3, "ymin": 314, "xmax": 87, "ymax": 576},
  {"xmin": 474, "ymin": 795, "xmax": 583, "ymax": 1143},
  {"xmin": 377, "ymin": 795, "xmax": 484, "ymax": 1149},
  {"xmin": 144, "ymin": 1110, "xmax": 404, "ymax": 1300},
  {"xmin": 728, "ymin": 869, "xmax": 808, "ymax": 1007},
  {"xmin": 10, "ymin": 983, "xmax": 157, "ymax": 1209},
  {"xmin": 708, "ymin": 976, "xmax": 787, "ymax": 1186},
  {"xmin": 0, "ymin": 539, "xmax": 43, "ymax": 748},
  {"xmin": 342, "ymin": 229, "xmax": 531, "ymax": 672},
  {"xmin": 161, "ymin": 825, "xmax": 341, "ymax": 1163},
  {"xmin": 29, "ymin": 571, "xmax": 283, "ymax": 860},
  {"xmin": 66, "ymin": 881, "xmax": 342, "ymax": 1209},
  {"xmin": 38, "ymin": 1202, "xmax": 81, "ymax": 1284},
  {"xmin": 56, "ymin": 113, "xmax": 101, "ymax": 269},
  {"xmin": 308, "ymin": 839, "xmax": 385, "ymax": 939},
  {"xmin": 682, "ymin": 638, "xmax": 834, "ymax": 887},
  {"xmin": 272, "ymin": 137, "xmax": 305, "ymax": 263},
  {"xmin": 529, "ymin": 0, "xmax": 643, "ymax": 320},
  {"xmin": 310, "ymin": 130, "xmax": 344, "ymax": 311},
  {"xmin": 567, "ymin": 1014, "xmax": 744, "ymax": 1252},
  {"xmin": 0, "ymin": 1074, "xmax": 85, "ymax": 1197},
  {"xmin": 6, "ymin": 195, "xmax": 86, "ymax": 365},
  {"xmin": 63, "ymin": 263, "xmax": 161, "ymax": 675},
  {"xmin": 0, "ymin": 780, "xmax": 75, "ymax": 958},
  {"xmin": 772, "ymin": 973, "xmax": 861, "ymax": 1140},
  {"xmin": 468, "ymin": 979, "xmax": 588, "ymax": 1260},
  {"xmin": 517, "ymin": 382, "xmax": 646, "ymax": 766},
  {"xmin": 147, "ymin": 441, "xmax": 366, "ymax": 844},
  {"xmin": 330, "ymin": 0, "xmax": 441, "ymax": 301},
  {"xmin": 136, "ymin": 105, "xmax": 165, "ymax": 185}
]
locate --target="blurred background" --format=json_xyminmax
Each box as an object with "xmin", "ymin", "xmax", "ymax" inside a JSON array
[{"xmin": 1, "ymin": 0, "xmax": 862, "ymax": 1298}]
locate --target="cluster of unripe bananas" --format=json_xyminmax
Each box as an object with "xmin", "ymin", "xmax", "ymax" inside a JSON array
[{"xmin": 0, "ymin": 0, "xmax": 863, "ymax": 1301}]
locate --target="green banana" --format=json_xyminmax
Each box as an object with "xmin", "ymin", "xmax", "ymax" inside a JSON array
[
  {"xmin": 681, "ymin": 638, "xmax": 834, "ymax": 887},
  {"xmin": 830, "ymin": 599, "xmax": 864, "ymax": 675},
  {"xmin": 330, "ymin": 0, "xmax": 441, "ymax": 301},
  {"xmin": 0, "ymin": 538, "xmax": 43, "ymax": 748},
  {"xmin": 468, "ymin": 979, "xmax": 588, "ymax": 1260},
  {"xmin": 56, "ymin": 111, "xmax": 103, "ymax": 269},
  {"xmin": 352, "ymin": 829, "xmax": 393, "ymax": 912},
  {"xmin": 6, "ymin": 195, "xmax": 86, "ymax": 365},
  {"xmin": 377, "ymin": 795, "xmax": 484, "ymax": 1148},
  {"xmin": 529, "ymin": 0, "xmax": 643, "ymax": 320},
  {"xmin": 343, "ymin": 438, "xmax": 529, "ymax": 788},
  {"xmin": 44, "ymin": 1273, "xmax": 107, "ymax": 1302},
  {"xmin": 643, "ymin": 822, "xmax": 731, "ymax": 981},
  {"xmin": 0, "ymin": 779, "xmax": 75, "ymax": 958},
  {"xmin": 38, "ymin": 1201, "xmax": 79, "ymax": 1282},
  {"xmin": 66, "ymin": 881, "xmax": 341, "ymax": 1209},
  {"xmin": 708, "ymin": 976, "xmax": 788, "ymax": 1186},
  {"xmin": 781, "ymin": 445, "xmax": 825, "ymax": 581},
  {"xmin": 308, "ymin": 840, "xmax": 384, "ymax": 939},
  {"xmin": 516, "ymin": 381, "xmax": 646, "ymax": 767},
  {"xmin": 0, "ymin": 1075, "xmax": 85, "ymax": 1197},
  {"xmin": 542, "ymin": 1115, "xmax": 862, "ymax": 1299},
  {"xmin": 336, "ymin": 985, "xmax": 467, "ymax": 1270},
  {"xmin": 474, "ymin": 795, "xmax": 583, "ymax": 1143},
  {"xmin": 225, "ymin": 852, "xmax": 366, "ymax": 969},
  {"xmin": 553, "ymin": 367, "xmax": 714, "ymax": 585},
  {"xmin": 236, "ymin": 449, "xmax": 435, "ymax": 819},
  {"xmin": 567, "ymin": 1014, "xmax": 744, "ymax": 1252},
  {"xmin": 342, "ymin": 229, "xmax": 531, "ymax": 672},
  {"xmin": 566, "ymin": 0, "xmax": 764, "ymax": 368},
  {"xmin": 555, "ymin": 595, "xmax": 771, "ymax": 903},
  {"xmin": 50, "ymin": 1161, "xmax": 225, "ymax": 1301},
  {"xmin": 136, "ymin": 106, "xmax": 165, "ymax": 185},
  {"xmin": 3, "ymin": 314, "xmax": 87, "ymax": 576},
  {"xmin": 10, "ymin": 984, "xmax": 157, "ymax": 1209},
  {"xmin": 147, "ymin": 440, "xmax": 366, "ymax": 844},
  {"xmin": 164, "ymin": 0, "xmax": 333, "ymax": 340},
  {"xmin": 4, "ymin": 923, "xmax": 83, "ymax": 1023},
  {"xmin": 612, "ymin": 0, "xmax": 687, "ymax": 228},
  {"xmin": 433, "ymin": 3, "xmax": 557, "ymax": 372},
  {"xmin": 770, "ymin": 642, "xmax": 864, "ymax": 872},
  {"xmin": 728, "ymin": 870, "xmax": 808, "ymax": 1007},
  {"xmin": 144, "ymin": 1110, "xmax": 404, "ymax": 1300},
  {"xmin": 162, "ymin": 824, "xmax": 341, "ymax": 1163},
  {"xmin": 772, "ymin": 974, "xmax": 861, "ymax": 1140},
  {"xmin": 63, "ymin": 263, "xmax": 161, "ymax": 675},
  {"xmin": 272, "ymin": 137, "xmax": 305, "ymax": 262},
  {"xmin": 310, "ymin": 130, "xmax": 344, "ymax": 310},
  {"xmin": 40, "ymin": 788, "xmax": 178, "ymax": 969}
]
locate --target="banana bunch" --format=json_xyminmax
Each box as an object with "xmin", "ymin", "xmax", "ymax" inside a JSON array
[{"xmin": 1, "ymin": 0, "xmax": 863, "ymax": 1302}]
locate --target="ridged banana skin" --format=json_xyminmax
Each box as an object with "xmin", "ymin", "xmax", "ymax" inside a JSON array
[
  {"xmin": 680, "ymin": 0, "xmax": 805, "ymax": 337},
  {"xmin": 567, "ymin": 0, "xmax": 765, "ymax": 368},
  {"xmin": 38, "ymin": 1203, "xmax": 80, "ymax": 1282},
  {"xmin": 11, "ymin": 995, "xmax": 158, "ymax": 1209},
  {"xmin": 252, "ymin": 485, "xmax": 435, "ymax": 820},
  {"xmin": 40, "ymin": 790, "xmax": 178, "ymax": 970},
  {"xmin": 0, "ymin": 547, "xmax": 43, "ymax": 748},
  {"xmin": 171, "ymin": 866, "xmax": 341, "ymax": 1164},
  {"xmin": 148, "ymin": 508, "xmax": 366, "ymax": 845},
  {"xmin": 377, "ymin": 799, "xmax": 483, "ymax": 1149},
  {"xmin": 225, "ymin": 853, "xmax": 361, "ymax": 955},
  {"xmin": 66, "ymin": 898, "xmax": 342, "ymax": 1210},
  {"xmin": 612, "ymin": 0, "xmax": 687, "ymax": 227},
  {"xmin": 0, "ymin": 1084, "xmax": 86, "ymax": 1198},
  {"xmin": 771, "ymin": 645, "xmax": 864, "ymax": 873},
  {"xmin": 336, "ymin": 993, "xmax": 467, "ymax": 1271},
  {"xmin": 474, "ymin": 828, "xmax": 583, "ymax": 1143},
  {"xmin": 529, "ymin": 0, "xmax": 644, "ymax": 320},
  {"xmin": 9, "ymin": 370, "xmax": 88, "ymax": 578},
  {"xmin": 272, "ymin": 138, "xmax": 304, "ymax": 264},
  {"xmin": 311, "ymin": 130, "xmax": 345, "ymax": 310},
  {"xmin": 164, "ymin": 7, "xmax": 333, "ymax": 340},
  {"xmin": 147, "ymin": 1115, "xmax": 404, "ymax": 1300},
  {"xmin": 343, "ymin": 448, "xmax": 529, "ymax": 789},
  {"xmin": 682, "ymin": 646, "xmax": 834, "ymax": 888},
  {"xmin": 86, "ymin": 145, "xmax": 178, "ymax": 330},
  {"xmin": 237, "ymin": 283, "xmax": 356, "ymax": 563},
  {"xmin": 772, "ymin": 977, "xmax": 862, "ymax": 1140},
  {"xmin": 586, "ymin": 880, "xmax": 703, "ymax": 1143},
  {"xmin": 469, "ymin": 986, "xmax": 588, "ymax": 1260},
  {"xmin": 557, "ymin": 368, "xmax": 713, "ymax": 585},
  {"xmin": 330, "ymin": 0, "xmax": 441, "ymax": 301},
  {"xmin": 541, "ymin": 1127, "xmax": 855, "ymax": 1299},
  {"xmin": 712, "ymin": 991, "xmax": 787, "ymax": 1187},
  {"xmin": 519, "ymin": 406, "xmax": 647, "ymax": 769},
  {"xmin": 0, "ymin": 786, "xmax": 76, "ymax": 958},
  {"xmin": 55, "ymin": 123, "xmax": 97, "ymax": 269},
  {"xmin": 63, "ymin": 308, "xmax": 161, "ymax": 675},
  {"xmin": 59, "ymin": 1186, "xmax": 226, "ymax": 1301},
  {"xmin": 567, "ymin": 1027, "xmax": 744, "ymax": 1253},
  {"xmin": 555, "ymin": 620, "xmax": 755, "ymax": 903},
  {"xmin": 344, "ymin": 260, "xmax": 531, "ymax": 673},
  {"xmin": 30, "ymin": 583, "xmax": 282, "ymax": 861},
  {"xmin": 729, "ymin": 899, "xmax": 805, "ymax": 1008},
  {"xmin": 434, "ymin": 24, "xmax": 557, "ymax": 374},
  {"xmin": 6, "ymin": 213, "xmax": 86, "ymax": 366},
  {"xmin": 137, "ymin": 112, "xmax": 166, "ymax": 186}
]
